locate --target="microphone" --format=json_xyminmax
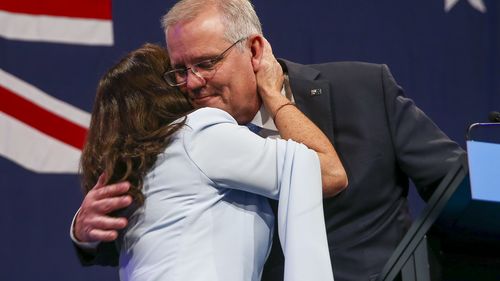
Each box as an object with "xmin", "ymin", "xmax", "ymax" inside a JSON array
[{"xmin": 488, "ymin": 111, "xmax": 500, "ymax": 123}]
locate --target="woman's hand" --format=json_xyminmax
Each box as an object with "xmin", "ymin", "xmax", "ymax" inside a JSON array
[{"xmin": 255, "ymin": 37, "xmax": 284, "ymax": 102}]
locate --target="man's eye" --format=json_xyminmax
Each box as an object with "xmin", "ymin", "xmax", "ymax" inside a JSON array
[{"xmin": 196, "ymin": 60, "xmax": 217, "ymax": 70}]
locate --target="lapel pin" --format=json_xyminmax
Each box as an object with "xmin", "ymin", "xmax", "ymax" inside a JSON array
[{"xmin": 310, "ymin": 88, "xmax": 322, "ymax": 96}]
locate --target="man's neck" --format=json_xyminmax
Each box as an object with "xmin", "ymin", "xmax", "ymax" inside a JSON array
[{"xmin": 248, "ymin": 73, "xmax": 293, "ymax": 131}]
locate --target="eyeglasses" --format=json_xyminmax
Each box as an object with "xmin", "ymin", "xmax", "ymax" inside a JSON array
[{"xmin": 164, "ymin": 37, "xmax": 247, "ymax": 87}]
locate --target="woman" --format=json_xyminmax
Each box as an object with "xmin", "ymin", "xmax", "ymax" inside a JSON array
[{"xmin": 80, "ymin": 42, "xmax": 347, "ymax": 281}]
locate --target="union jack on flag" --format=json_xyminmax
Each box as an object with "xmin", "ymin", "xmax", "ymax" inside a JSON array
[
  {"xmin": 0, "ymin": 1, "xmax": 127, "ymax": 280},
  {"xmin": 0, "ymin": 0, "xmax": 112, "ymax": 173}
]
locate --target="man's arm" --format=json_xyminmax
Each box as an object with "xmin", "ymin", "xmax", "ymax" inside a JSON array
[{"xmin": 381, "ymin": 64, "xmax": 466, "ymax": 199}]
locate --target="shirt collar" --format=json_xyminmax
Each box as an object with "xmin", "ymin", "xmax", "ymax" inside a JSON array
[{"xmin": 248, "ymin": 74, "xmax": 294, "ymax": 132}]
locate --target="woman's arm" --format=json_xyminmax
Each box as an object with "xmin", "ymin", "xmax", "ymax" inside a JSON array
[{"xmin": 255, "ymin": 38, "xmax": 348, "ymax": 197}]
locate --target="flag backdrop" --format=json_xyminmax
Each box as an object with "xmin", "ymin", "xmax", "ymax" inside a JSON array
[{"xmin": 0, "ymin": 1, "xmax": 498, "ymax": 280}]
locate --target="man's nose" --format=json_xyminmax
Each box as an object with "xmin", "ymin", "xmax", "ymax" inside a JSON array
[{"xmin": 185, "ymin": 68, "xmax": 206, "ymax": 91}]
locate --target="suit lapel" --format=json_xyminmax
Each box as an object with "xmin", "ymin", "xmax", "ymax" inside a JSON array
[{"xmin": 279, "ymin": 59, "xmax": 335, "ymax": 142}]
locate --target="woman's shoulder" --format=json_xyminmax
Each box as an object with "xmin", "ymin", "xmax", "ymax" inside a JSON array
[{"xmin": 185, "ymin": 107, "xmax": 237, "ymax": 128}]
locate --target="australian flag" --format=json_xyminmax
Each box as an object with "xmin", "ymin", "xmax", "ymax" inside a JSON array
[{"xmin": 0, "ymin": 1, "xmax": 498, "ymax": 281}]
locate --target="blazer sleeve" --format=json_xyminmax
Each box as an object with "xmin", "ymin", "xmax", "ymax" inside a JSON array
[
  {"xmin": 184, "ymin": 108, "xmax": 308, "ymax": 199},
  {"xmin": 381, "ymin": 64, "xmax": 465, "ymax": 199},
  {"xmin": 74, "ymin": 241, "xmax": 119, "ymax": 266},
  {"xmin": 186, "ymin": 108, "xmax": 334, "ymax": 281}
]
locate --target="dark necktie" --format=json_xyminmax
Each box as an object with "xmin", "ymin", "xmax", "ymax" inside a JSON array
[{"xmin": 246, "ymin": 123, "xmax": 262, "ymax": 134}]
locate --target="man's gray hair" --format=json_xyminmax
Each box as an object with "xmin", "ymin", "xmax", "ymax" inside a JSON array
[{"xmin": 161, "ymin": 0, "xmax": 263, "ymax": 48}]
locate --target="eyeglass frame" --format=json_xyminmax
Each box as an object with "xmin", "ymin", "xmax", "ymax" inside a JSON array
[{"xmin": 163, "ymin": 37, "xmax": 247, "ymax": 87}]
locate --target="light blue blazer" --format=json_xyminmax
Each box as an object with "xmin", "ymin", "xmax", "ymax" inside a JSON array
[{"xmin": 118, "ymin": 108, "xmax": 332, "ymax": 281}]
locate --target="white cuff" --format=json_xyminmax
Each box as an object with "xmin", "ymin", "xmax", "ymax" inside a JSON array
[{"xmin": 70, "ymin": 208, "xmax": 100, "ymax": 250}]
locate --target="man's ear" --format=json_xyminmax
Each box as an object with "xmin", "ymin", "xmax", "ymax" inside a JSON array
[{"xmin": 249, "ymin": 35, "xmax": 265, "ymax": 72}]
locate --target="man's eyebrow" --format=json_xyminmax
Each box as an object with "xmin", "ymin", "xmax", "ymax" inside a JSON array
[
  {"xmin": 171, "ymin": 62, "xmax": 186, "ymax": 69},
  {"xmin": 171, "ymin": 54, "xmax": 219, "ymax": 69}
]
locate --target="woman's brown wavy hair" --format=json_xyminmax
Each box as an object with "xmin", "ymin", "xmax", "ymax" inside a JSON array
[{"xmin": 80, "ymin": 43, "xmax": 193, "ymax": 206}]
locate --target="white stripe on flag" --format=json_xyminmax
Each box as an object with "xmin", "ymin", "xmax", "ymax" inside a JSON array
[
  {"xmin": 0, "ymin": 68, "xmax": 91, "ymax": 128},
  {"xmin": 0, "ymin": 10, "xmax": 113, "ymax": 46},
  {"xmin": 0, "ymin": 112, "xmax": 81, "ymax": 173}
]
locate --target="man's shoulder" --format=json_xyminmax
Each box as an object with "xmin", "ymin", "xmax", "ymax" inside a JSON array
[
  {"xmin": 313, "ymin": 61, "xmax": 382, "ymax": 72},
  {"xmin": 281, "ymin": 58, "xmax": 383, "ymax": 70},
  {"xmin": 279, "ymin": 59, "xmax": 386, "ymax": 81}
]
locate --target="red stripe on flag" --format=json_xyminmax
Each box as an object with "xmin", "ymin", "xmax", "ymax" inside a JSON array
[
  {"xmin": 0, "ymin": 0, "xmax": 111, "ymax": 20},
  {"xmin": 0, "ymin": 85, "xmax": 87, "ymax": 150}
]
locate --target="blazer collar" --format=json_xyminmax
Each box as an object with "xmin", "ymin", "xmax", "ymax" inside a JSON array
[{"xmin": 278, "ymin": 59, "xmax": 335, "ymax": 142}]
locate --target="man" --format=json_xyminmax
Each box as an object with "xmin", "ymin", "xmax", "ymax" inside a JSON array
[{"xmin": 72, "ymin": 0, "xmax": 465, "ymax": 280}]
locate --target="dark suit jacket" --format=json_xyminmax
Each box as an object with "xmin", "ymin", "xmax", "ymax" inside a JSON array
[
  {"xmin": 261, "ymin": 60, "xmax": 465, "ymax": 281},
  {"xmin": 76, "ymin": 61, "xmax": 465, "ymax": 281}
]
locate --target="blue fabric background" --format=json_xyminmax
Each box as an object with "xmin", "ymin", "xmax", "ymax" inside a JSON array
[{"xmin": 0, "ymin": 1, "xmax": 498, "ymax": 280}]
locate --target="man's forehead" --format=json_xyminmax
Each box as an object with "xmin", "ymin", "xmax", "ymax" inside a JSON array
[
  {"xmin": 167, "ymin": 34, "xmax": 229, "ymax": 66},
  {"xmin": 167, "ymin": 42, "xmax": 223, "ymax": 67},
  {"xmin": 165, "ymin": 9, "xmax": 227, "ymax": 63}
]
